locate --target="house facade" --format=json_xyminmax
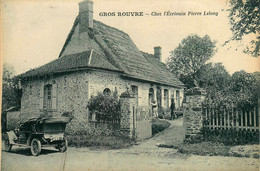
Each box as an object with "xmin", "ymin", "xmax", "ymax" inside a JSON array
[{"xmin": 18, "ymin": 0, "xmax": 184, "ymax": 137}]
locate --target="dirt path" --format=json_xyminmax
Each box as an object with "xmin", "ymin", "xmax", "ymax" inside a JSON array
[{"xmin": 1, "ymin": 118, "xmax": 259, "ymax": 171}]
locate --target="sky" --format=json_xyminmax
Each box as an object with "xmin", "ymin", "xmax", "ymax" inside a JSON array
[{"xmin": 2, "ymin": 0, "xmax": 259, "ymax": 75}]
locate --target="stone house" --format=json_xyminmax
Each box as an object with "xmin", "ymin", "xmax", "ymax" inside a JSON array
[{"xmin": 18, "ymin": 0, "xmax": 184, "ymax": 139}]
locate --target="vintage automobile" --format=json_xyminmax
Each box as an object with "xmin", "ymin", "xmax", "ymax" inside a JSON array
[{"xmin": 3, "ymin": 117, "xmax": 71, "ymax": 156}]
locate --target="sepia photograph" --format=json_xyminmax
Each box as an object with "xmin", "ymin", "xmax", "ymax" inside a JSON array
[{"xmin": 1, "ymin": 0, "xmax": 259, "ymax": 170}]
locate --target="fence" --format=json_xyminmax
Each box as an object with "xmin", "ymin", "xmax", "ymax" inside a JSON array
[
  {"xmin": 89, "ymin": 118, "xmax": 120, "ymax": 130},
  {"xmin": 203, "ymin": 105, "xmax": 259, "ymax": 132}
]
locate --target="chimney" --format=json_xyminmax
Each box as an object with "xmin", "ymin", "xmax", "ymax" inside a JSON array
[
  {"xmin": 79, "ymin": 0, "xmax": 93, "ymax": 33},
  {"xmin": 154, "ymin": 46, "xmax": 162, "ymax": 61}
]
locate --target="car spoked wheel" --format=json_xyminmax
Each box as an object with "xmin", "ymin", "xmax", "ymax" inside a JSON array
[
  {"xmin": 4, "ymin": 136, "xmax": 12, "ymax": 152},
  {"xmin": 31, "ymin": 138, "xmax": 41, "ymax": 156},
  {"xmin": 58, "ymin": 139, "xmax": 68, "ymax": 152}
]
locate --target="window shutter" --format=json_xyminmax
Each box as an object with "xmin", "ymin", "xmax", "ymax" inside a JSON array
[
  {"xmin": 52, "ymin": 83, "xmax": 57, "ymax": 110},
  {"xmin": 39, "ymin": 84, "xmax": 44, "ymax": 110}
]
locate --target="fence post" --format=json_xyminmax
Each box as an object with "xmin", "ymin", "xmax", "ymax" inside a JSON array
[
  {"xmin": 224, "ymin": 109, "xmax": 226, "ymax": 130},
  {"xmin": 256, "ymin": 98, "xmax": 260, "ymax": 130},
  {"xmin": 241, "ymin": 109, "xmax": 244, "ymax": 130},
  {"xmin": 119, "ymin": 92, "xmax": 136, "ymax": 138},
  {"xmin": 236, "ymin": 109, "xmax": 239, "ymax": 131},
  {"xmin": 245, "ymin": 110, "xmax": 248, "ymax": 130},
  {"xmin": 227, "ymin": 109, "xmax": 230, "ymax": 130},
  {"xmin": 254, "ymin": 107, "xmax": 257, "ymax": 131},
  {"xmin": 231, "ymin": 104, "xmax": 234, "ymax": 129},
  {"xmin": 183, "ymin": 87, "xmax": 206, "ymax": 142},
  {"xmin": 212, "ymin": 107, "xmax": 215, "ymax": 129},
  {"xmin": 216, "ymin": 109, "xmax": 218, "ymax": 129}
]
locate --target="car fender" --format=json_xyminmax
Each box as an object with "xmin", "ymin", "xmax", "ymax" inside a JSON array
[{"xmin": 6, "ymin": 131, "xmax": 17, "ymax": 144}]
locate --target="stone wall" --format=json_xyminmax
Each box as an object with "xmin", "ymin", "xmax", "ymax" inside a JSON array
[
  {"xmin": 119, "ymin": 95, "xmax": 136, "ymax": 137},
  {"xmin": 20, "ymin": 71, "xmax": 89, "ymax": 123},
  {"xmin": 20, "ymin": 69, "xmax": 182, "ymax": 134},
  {"xmin": 183, "ymin": 90, "xmax": 206, "ymax": 142}
]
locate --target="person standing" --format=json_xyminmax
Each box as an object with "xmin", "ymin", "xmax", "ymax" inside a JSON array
[
  {"xmin": 150, "ymin": 100, "xmax": 158, "ymax": 118},
  {"xmin": 170, "ymin": 98, "xmax": 175, "ymax": 120}
]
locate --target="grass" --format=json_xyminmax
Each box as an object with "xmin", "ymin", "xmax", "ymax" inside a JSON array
[
  {"xmin": 159, "ymin": 141, "xmax": 232, "ymax": 156},
  {"xmin": 67, "ymin": 134, "xmax": 135, "ymax": 149}
]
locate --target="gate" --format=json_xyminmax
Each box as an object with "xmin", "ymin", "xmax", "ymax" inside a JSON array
[{"xmin": 134, "ymin": 106, "xmax": 152, "ymax": 140}]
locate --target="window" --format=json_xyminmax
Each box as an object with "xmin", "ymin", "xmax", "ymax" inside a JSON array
[
  {"xmin": 40, "ymin": 82, "xmax": 57, "ymax": 111},
  {"xmin": 164, "ymin": 89, "xmax": 169, "ymax": 109},
  {"xmin": 44, "ymin": 84, "xmax": 52, "ymax": 109},
  {"xmin": 103, "ymin": 88, "xmax": 111, "ymax": 96},
  {"xmin": 149, "ymin": 88, "xmax": 154, "ymax": 103}
]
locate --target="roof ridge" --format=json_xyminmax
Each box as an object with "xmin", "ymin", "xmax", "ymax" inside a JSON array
[
  {"xmin": 88, "ymin": 49, "xmax": 94, "ymax": 65},
  {"xmin": 93, "ymin": 20, "xmax": 130, "ymax": 37},
  {"xmin": 93, "ymin": 34, "xmax": 128, "ymax": 73}
]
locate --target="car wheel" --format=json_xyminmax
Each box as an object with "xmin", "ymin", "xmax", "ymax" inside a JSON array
[
  {"xmin": 4, "ymin": 137, "xmax": 12, "ymax": 152},
  {"xmin": 58, "ymin": 139, "xmax": 68, "ymax": 152},
  {"xmin": 31, "ymin": 138, "xmax": 41, "ymax": 156}
]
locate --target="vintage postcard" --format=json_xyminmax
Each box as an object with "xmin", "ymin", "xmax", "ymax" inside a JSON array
[{"xmin": 1, "ymin": 0, "xmax": 259, "ymax": 171}]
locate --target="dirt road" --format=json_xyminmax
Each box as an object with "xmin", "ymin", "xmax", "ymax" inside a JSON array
[{"xmin": 1, "ymin": 119, "xmax": 259, "ymax": 171}]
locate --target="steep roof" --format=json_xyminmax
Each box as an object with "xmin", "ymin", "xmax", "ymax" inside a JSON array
[
  {"xmin": 19, "ymin": 50, "xmax": 121, "ymax": 77},
  {"xmin": 20, "ymin": 16, "xmax": 184, "ymax": 88}
]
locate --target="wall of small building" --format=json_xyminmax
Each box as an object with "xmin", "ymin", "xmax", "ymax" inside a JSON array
[
  {"xmin": 20, "ymin": 69, "xmax": 183, "ymax": 132},
  {"xmin": 20, "ymin": 71, "xmax": 89, "ymax": 123}
]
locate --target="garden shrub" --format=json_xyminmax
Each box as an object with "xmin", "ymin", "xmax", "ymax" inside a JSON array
[
  {"xmin": 158, "ymin": 107, "xmax": 170, "ymax": 119},
  {"xmin": 65, "ymin": 92, "xmax": 135, "ymax": 149},
  {"xmin": 87, "ymin": 92, "xmax": 120, "ymax": 122},
  {"xmin": 66, "ymin": 124, "xmax": 135, "ymax": 149},
  {"xmin": 202, "ymin": 128, "xmax": 259, "ymax": 145},
  {"xmin": 152, "ymin": 118, "xmax": 171, "ymax": 135}
]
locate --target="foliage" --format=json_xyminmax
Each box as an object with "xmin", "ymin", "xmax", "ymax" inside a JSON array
[
  {"xmin": 202, "ymin": 70, "xmax": 258, "ymax": 110},
  {"xmin": 1, "ymin": 64, "xmax": 22, "ymax": 132},
  {"xmin": 67, "ymin": 135, "xmax": 135, "ymax": 149},
  {"xmin": 167, "ymin": 34, "xmax": 217, "ymax": 88},
  {"xmin": 198, "ymin": 63, "xmax": 231, "ymax": 94},
  {"xmin": 2, "ymin": 64, "xmax": 22, "ymax": 111},
  {"xmin": 202, "ymin": 129, "xmax": 259, "ymax": 145},
  {"xmin": 87, "ymin": 92, "xmax": 120, "ymax": 122},
  {"xmin": 65, "ymin": 123, "xmax": 135, "ymax": 149},
  {"xmin": 158, "ymin": 107, "xmax": 170, "ymax": 119},
  {"xmin": 227, "ymin": 0, "xmax": 259, "ymax": 57},
  {"xmin": 229, "ymin": 70, "xmax": 258, "ymax": 108},
  {"xmin": 159, "ymin": 142, "xmax": 232, "ymax": 157},
  {"xmin": 151, "ymin": 118, "xmax": 171, "ymax": 135}
]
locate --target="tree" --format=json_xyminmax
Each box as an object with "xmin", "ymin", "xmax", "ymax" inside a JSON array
[
  {"xmin": 203, "ymin": 70, "xmax": 258, "ymax": 109},
  {"xmin": 229, "ymin": 70, "xmax": 258, "ymax": 108},
  {"xmin": 167, "ymin": 34, "xmax": 217, "ymax": 88},
  {"xmin": 227, "ymin": 0, "xmax": 259, "ymax": 57},
  {"xmin": 1, "ymin": 64, "xmax": 22, "ymax": 132},
  {"xmin": 198, "ymin": 62, "xmax": 231, "ymax": 96},
  {"xmin": 2, "ymin": 64, "xmax": 21, "ymax": 111}
]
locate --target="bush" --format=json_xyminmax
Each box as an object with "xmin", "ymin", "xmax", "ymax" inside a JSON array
[
  {"xmin": 175, "ymin": 110, "xmax": 183, "ymax": 119},
  {"xmin": 152, "ymin": 118, "xmax": 171, "ymax": 135},
  {"xmin": 87, "ymin": 92, "xmax": 120, "ymax": 122},
  {"xmin": 202, "ymin": 128, "xmax": 259, "ymax": 145},
  {"xmin": 158, "ymin": 107, "xmax": 170, "ymax": 119},
  {"xmin": 66, "ymin": 124, "xmax": 135, "ymax": 149}
]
